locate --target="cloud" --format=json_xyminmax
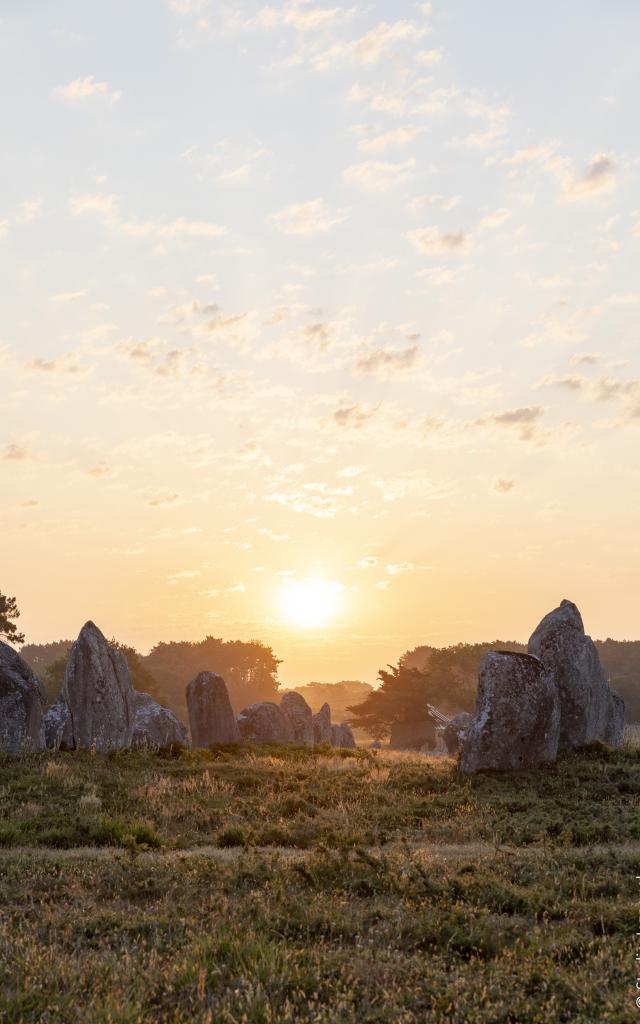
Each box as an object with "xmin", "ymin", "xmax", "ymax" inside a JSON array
[
  {"xmin": 15, "ymin": 199, "xmax": 43, "ymax": 224},
  {"xmin": 408, "ymin": 193, "xmax": 462, "ymax": 214},
  {"xmin": 147, "ymin": 491, "xmax": 182, "ymax": 507},
  {"xmin": 478, "ymin": 207, "xmax": 511, "ymax": 230},
  {"xmin": 416, "ymin": 48, "xmax": 442, "ymax": 66},
  {"xmin": 268, "ymin": 199, "xmax": 348, "ymax": 235},
  {"xmin": 353, "ymin": 343, "xmax": 419, "ymax": 376},
  {"xmin": 571, "ymin": 352, "xmax": 600, "ymax": 366},
  {"xmin": 225, "ymin": 582, "xmax": 246, "ymax": 594},
  {"xmin": 343, "ymin": 158, "xmax": 415, "ymax": 192},
  {"xmin": 475, "ymin": 406, "xmax": 544, "ymax": 442},
  {"xmin": 455, "ymin": 97, "xmax": 510, "ymax": 149},
  {"xmin": 54, "ymin": 75, "xmax": 121, "ymax": 105},
  {"xmin": 2, "ymin": 443, "xmax": 30, "ymax": 461},
  {"xmin": 314, "ymin": 20, "xmax": 426, "ymax": 70},
  {"xmin": 69, "ymin": 193, "xmax": 227, "ymax": 240},
  {"xmin": 386, "ymin": 561, "xmax": 414, "ymax": 575},
  {"xmin": 563, "ymin": 153, "xmax": 616, "ymax": 201},
  {"xmin": 0, "ymin": 219, "xmax": 9, "ymax": 239},
  {"xmin": 494, "ymin": 479, "xmax": 515, "ymax": 493},
  {"xmin": 51, "ymin": 290, "xmax": 87, "ymax": 303},
  {"xmin": 347, "ymin": 80, "xmax": 457, "ymax": 118},
  {"xmin": 356, "ymin": 556, "xmax": 378, "ymax": 568},
  {"xmin": 332, "ymin": 402, "xmax": 380, "ymax": 429},
  {"xmin": 406, "ymin": 227, "xmax": 471, "ymax": 253},
  {"xmin": 26, "ymin": 353, "xmax": 88, "ymax": 375},
  {"xmin": 251, "ymin": 1, "xmax": 345, "ymax": 32},
  {"xmin": 69, "ymin": 193, "xmax": 118, "ymax": 216},
  {"xmin": 169, "ymin": 0, "xmax": 210, "ymax": 12},
  {"xmin": 166, "ymin": 569, "xmax": 202, "ymax": 584},
  {"xmin": 353, "ymin": 125, "xmax": 425, "ymax": 153},
  {"xmin": 491, "ymin": 407, "xmax": 543, "ymax": 426},
  {"xmin": 543, "ymin": 373, "xmax": 640, "ymax": 422}
]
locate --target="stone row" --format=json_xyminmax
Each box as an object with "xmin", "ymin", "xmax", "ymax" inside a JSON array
[{"xmin": 0, "ymin": 621, "xmax": 356, "ymax": 753}]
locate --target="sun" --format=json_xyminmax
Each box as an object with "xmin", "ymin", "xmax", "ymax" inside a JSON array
[{"xmin": 279, "ymin": 577, "xmax": 344, "ymax": 629}]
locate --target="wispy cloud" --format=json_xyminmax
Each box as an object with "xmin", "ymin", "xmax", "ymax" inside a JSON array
[
  {"xmin": 268, "ymin": 198, "xmax": 348, "ymax": 235},
  {"xmin": 343, "ymin": 158, "xmax": 415, "ymax": 192},
  {"xmin": 54, "ymin": 75, "xmax": 121, "ymax": 104}
]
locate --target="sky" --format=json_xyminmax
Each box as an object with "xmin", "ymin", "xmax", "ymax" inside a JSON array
[{"xmin": 1, "ymin": 0, "xmax": 639, "ymax": 685}]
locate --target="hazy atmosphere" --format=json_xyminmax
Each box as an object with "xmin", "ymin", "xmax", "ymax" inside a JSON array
[{"xmin": 2, "ymin": 0, "xmax": 639, "ymax": 682}]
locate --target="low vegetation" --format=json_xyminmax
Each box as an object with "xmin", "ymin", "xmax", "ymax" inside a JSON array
[{"xmin": 0, "ymin": 738, "xmax": 638, "ymax": 1021}]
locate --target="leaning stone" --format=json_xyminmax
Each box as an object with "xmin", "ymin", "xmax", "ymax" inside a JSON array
[
  {"xmin": 132, "ymin": 692, "xmax": 189, "ymax": 748},
  {"xmin": 330, "ymin": 722, "xmax": 357, "ymax": 749},
  {"xmin": 280, "ymin": 691, "xmax": 314, "ymax": 744},
  {"xmin": 528, "ymin": 599, "xmax": 625, "ymax": 750},
  {"xmin": 0, "ymin": 641, "xmax": 46, "ymax": 753},
  {"xmin": 443, "ymin": 712, "xmax": 473, "ymax": 755},
  {"xmin": 460, "ymin": 651, "xmax": 560, "ymax": 774},
  {"xmin": 186, "ymin": 672, "xmax": 240, "ymax": 746},
  {"xmin": 312, "ymin": 702, "xmax": 332, "ymax": 744},
  {"xmin": 236, "ymin": 701, "xmax": 293, "ymax": 744},
  {"xmin": 60, "ymin": 621, "xmax": 136, "ymax": 752}
]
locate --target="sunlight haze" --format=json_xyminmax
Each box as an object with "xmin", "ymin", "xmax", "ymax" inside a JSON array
[{"xmin": 1, "ymin": 0, "xmax": 639, "ymax": 683}]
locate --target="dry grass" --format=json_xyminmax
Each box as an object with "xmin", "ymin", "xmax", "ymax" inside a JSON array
[{"xmin": 0, "ymin": 740, "xmax": 638, "ymax": 1021}]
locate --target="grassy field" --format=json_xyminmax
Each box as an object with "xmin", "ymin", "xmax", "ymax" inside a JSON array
[{"xmin": 0, "ymin": 738, "xmax": 638, "ymax": 1022}]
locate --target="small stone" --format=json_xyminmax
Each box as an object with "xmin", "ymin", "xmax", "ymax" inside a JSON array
[
  {"xmin": 330, "ymin": 722, "xmax": 357, "ymax": 749},
  {"xmin": 236, "ymin": 701, "xmax": 293, "ymax": 744},
  {"xmin": 132, "ymin": 692, "xmax": 189, "ymax": 748},
  {"xmin": 443, "ymin": 712, "xmax": 473, "ymax": 755}
]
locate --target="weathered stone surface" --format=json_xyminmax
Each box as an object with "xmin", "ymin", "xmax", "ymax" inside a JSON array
[
  {"xmin": 312, "ymin": 702, "xmax": 332, "ymax": 744},
  {"xmin": 460, "ymin": 651, "xmax": 560, "ymax": 775},
  {"xmin": 443, "ymin": 712, "xmax": 473, "ymax": 755},
  {"xmin": 389, "ymin": 717, "xmax": 436, "ymax": 751},
  {"xmin": 280, "ymin": 691, "xmax": 314, "ymax": 744},
  {"xmin": 59, "ymin": 621, "xmax": 136, "ymax": 752},
  {"xmin": 186, "ymin": 672, "xmax": 240, "ymax": 747},
  {"xmin": 0, "ymin": 641, "xmax": 46, "ymax": 753},
  {"xmin": 236, "ymin": 701, "xmax": 293, "ymax": 744},
  {"xmin": 528, "ymin": 599, "xmax": 625, "ymax": 750},
  {"xmin": 44, "ymin": 698, "xmax": 73, "ymax": 750},
  {"xmin": 330, "ymin": 722, "xmax": 357, "ymax": 749},
  {"xmin": 133, "ymin": 692, "xmax": 189, "ymax": 748}
]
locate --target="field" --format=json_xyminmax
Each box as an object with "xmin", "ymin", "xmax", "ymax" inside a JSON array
[{"xmin": 0, "ymin": 737, "xmax": 639, "ymax": 1023}]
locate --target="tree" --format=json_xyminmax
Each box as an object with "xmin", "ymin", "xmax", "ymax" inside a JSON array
[
  {"xmin": 0, "ymin": 591, "xmax": 25, "ymax": 646},
  {"xmin": 144, "ymin": 636, "xmax": 281, "ymax": 720},
  {"xmin": 348, "ymin": 641, "xmax": 527, "ymax": 739}
]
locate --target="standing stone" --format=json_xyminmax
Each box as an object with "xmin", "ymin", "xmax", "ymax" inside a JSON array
[
  {"xmin": 528, "ymin": 599, "xmax": 625, "ymax": 750},
  {"xmin": 57, "ymin": 622, "xmax": 136, "ymax": 752},
  {"xmin": 330, "ymin": 722, "xmax": 357, "ymax": 749},
  {"xmin": 0, "ymin": 641, "xmax": 46, "ymax": 753},
  {"xmin": 44, "ymin": 699, "xmax": 73, "ymax": 750},
  {"xmin": 236, "ymin": 701, "xmax": 293, "ymax": 744},
  {"xmin": 443, "ymin": 712, "xmax": 473, "ymax": 755},
  {"xmin": 389, "ymin": 717, "xmax": 436, "ymax": 751},
  {"xmin": 460, "ymin": 651, "xmax": 560, "ymax": 775},
  {"xmin": 280, "ymin": 691, "xmax": 314, "ymax": 744},
  {"xmin": 186, "ymin": 672, "xmax": 240, "ymax": 746},
  {"xmin": 132, "ymin": 692, "xmax": 189, "ymax": 748},
  {"xmin": 312, "ymin": 702, "xmax": 332, "ymax": 744}
]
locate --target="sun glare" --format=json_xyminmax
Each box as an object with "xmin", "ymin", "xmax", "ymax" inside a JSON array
[{"xmin": 280, "ymin": 577, "xmax": 345, "ymax": 629}]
